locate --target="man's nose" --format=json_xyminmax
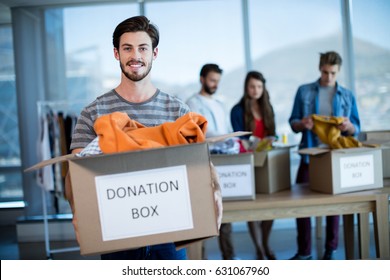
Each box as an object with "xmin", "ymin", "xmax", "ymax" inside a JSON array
[{"xmin": 130, "ymin": 49, "xmax": 141, "ymax": 59}]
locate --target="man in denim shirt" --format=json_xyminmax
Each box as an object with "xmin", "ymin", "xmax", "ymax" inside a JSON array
[{"xmin": 289, "ymin": 51, "xmax": 361, "ymax": 260}]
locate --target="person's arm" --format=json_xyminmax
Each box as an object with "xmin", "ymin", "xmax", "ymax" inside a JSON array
[
  {"xmin": 65, "ymin": 148, "xmax": 82, "ymax": 243},
  {"xmin": 337, "ymin": 117, "xmax": 355, "ymax": 135},
  {"xmin": 289, "ymin": 87, "xmax": 313, "ymax": 133},
  {"xmin": 291, "ymin": 117, "xmax": 314, "ymax": 132},
  {"xmin": 210, "ymin": 162, "xmax": 222, "ymax": 230},
  {"xmin": 338, "ymin": 94, "xmax": 360, "ymax": 136},
  {"xmin": 230, "ymin": 104, "xmax": 245, "ymax": 132}
]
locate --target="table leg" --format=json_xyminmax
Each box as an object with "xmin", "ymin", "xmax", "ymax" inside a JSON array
[
  {"xmin": 343, "ymin": 214, "xmax": 355, "ymax": 259},
  {"xmin": 186, "ymin": 241, "xmax": 204, "ymax": 260},
  {"xmin": 315, "ymin": 216, "xmax": 323, "ymax": 239},
  {"xmin": 358, "ymin": 213, "xmax": 370, "ymax": 259},
  {"xmin": 373, "ymin": 194, "xmax": 390, "ymax": 259}
]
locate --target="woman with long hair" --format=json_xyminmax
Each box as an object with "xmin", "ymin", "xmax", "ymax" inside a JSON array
[{"xmin": 230, "ymin": 71, "xmax": 276, "ymax": 260}]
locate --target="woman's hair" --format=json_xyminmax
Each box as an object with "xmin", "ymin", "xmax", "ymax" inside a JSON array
[
  {"xmin": 239, "ymin": 71, "xmax": 276, "ymax": 136},
  {"xmin": 113, "ymin": 15, "xmax": 159, "ymax": 50}
]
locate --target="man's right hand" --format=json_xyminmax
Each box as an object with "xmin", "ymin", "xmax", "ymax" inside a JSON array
[
  {"xmin": 65, "ymin": 148, "xmax": 83, "ymax": 245},
  {"xmin": 292, "ymin": 116, "xmax": 314, "ymax": 132},
  {"xmin": 301, "ymin": 116, "xmax": 314, "ymax": 130}
]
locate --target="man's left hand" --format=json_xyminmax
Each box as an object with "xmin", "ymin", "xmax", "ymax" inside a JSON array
[{"xmin": 337, "ymin": 117, "xmax": 355, "ymax": 135}]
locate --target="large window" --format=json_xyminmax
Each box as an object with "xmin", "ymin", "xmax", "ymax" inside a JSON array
[
  {"xmin": 4, "ymin": 0, "xmax": 390, "ymax": 205},
  {"xmin": 248, "ymin": 0, "xmax": 343, "ymax": 138},
  {"xmin": 0, "ymin": 24, "xmax": 22, "ymax": 202},
  {"xmin": 146, "ymin": 0, "xmax": 246, "ymax": 108},
  {"xmin": 63, "ymin": 3, "xmax": 139, "ymax": 102},
  {"xmin": 248, "ymin": 0, "xmax": 343, "ymax": 182},
  {"xmin": 352, "ymin": 0, "xmax": 390, "ymax": 131}
]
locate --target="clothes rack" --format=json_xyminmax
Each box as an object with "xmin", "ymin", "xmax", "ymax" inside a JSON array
[{"xmin": 36, "ymin": 100, "xmax": 87, "ymax": 259}]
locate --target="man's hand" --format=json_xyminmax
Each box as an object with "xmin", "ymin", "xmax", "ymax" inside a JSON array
[
  {"xmin": 337, "ymin": 117, "xmax": 355, "ymax": 135},
  {"xmin": 292, "ymin": 116, "xmax": 313, "ymax": 132},
  {"xmin": 65, "ymin": 171, "xmax": 81, "ymax": 244},
  {"xmin": 210, "ymin": 162, "xmax": 223, "ymax": 230},
  {"xmin": 301, "ymin": 116, "xmax": 314, "ymax": 130},
  {"xmin": 65, "ymin": 148, "xmax": 82, "ymax": 245}
]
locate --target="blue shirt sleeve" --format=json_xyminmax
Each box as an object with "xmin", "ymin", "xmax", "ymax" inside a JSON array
[
  {"xmin": 289, "ymin": 87, "xmax": 303, "ymax": 132},
  {"xmin": 230, "ymin": 103, "xmax": 245, "ymax": 132},
  {"xmin": 349, "ymin": 93, "xmax": 361, "ymax": 136}
]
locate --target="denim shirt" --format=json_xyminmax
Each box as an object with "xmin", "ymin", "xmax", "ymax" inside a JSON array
[{"xmin": 289, "ymin": 79, "xmax": 361, "ymax": 163}]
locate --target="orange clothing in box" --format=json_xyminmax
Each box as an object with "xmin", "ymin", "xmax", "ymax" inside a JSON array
[{"xmin": 94, "ymin": 112, "xmax": 208, "ymax": 153}]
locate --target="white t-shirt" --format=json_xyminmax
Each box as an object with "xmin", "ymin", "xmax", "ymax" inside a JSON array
[
  {"xmin": 186, "ymin": 93, "xmax": 230, "ymax": 137},
  {"xmin": 318, "ymin": 86, "xmax": 335, "ymax": 116}
]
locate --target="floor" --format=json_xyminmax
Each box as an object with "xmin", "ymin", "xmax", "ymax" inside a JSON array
[
  {"xmin": 204, "ymin": 219, "xmax": 377, "ymax": 260},
  {"xmin": 0, "ymin": 218, "xmax": 379, "ymax": 260}
]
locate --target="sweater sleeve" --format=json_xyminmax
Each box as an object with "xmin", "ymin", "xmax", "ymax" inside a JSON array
[{"xmin": 230, "ymin": 103, "xmax": 244, "ymax": 132}]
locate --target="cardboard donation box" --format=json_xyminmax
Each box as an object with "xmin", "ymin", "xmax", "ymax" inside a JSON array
[
  {"xmin": 27, "ymin": 143, "xmax": 218, "ymax": 255},
  {"xmin": 299, "ymin": 147, "xmax": 383, "ymax": 194},
  {"xmin": 211, "ymin": 153, "xmax": 255, "ymax": 201},
  {"xmin": 359, "ymin": 130, "xmax": 390, "ymax": 179},
  {"xmin": 253, "ymin": 146, "xmax": 292, "ymax": 194}
]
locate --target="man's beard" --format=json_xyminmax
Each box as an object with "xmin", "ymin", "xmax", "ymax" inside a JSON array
[
  {"xmin": 204, "ymin": 84, "xmax": 217, "ymax": 95},
  {"xmin": 120, "ymin": 59, "xmax": 153, "ymax": 82}
]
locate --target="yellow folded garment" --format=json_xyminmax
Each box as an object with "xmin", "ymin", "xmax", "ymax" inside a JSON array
[
  {"xmin": 311, "ymin": 114, "xmax": 362, "ymax": 149},
  {"xmin": 94, "ymin": 112, "xmax": 208, "ymax": 153},
  {"xmin": 255, "ymin": 139, "xmax": 272, "ymax": 152}
]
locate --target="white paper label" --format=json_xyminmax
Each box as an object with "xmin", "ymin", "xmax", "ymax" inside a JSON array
[
  {"xmin": 215, "ymin": 164, "xmax": 253, "ymax": 198},
  {"xmin": 95, "ymin": 165, "xmax": 193, "ymax": 241},
  {"xmin": 339, "ymin": 154, "xmax": 374, "ymax": 188}
]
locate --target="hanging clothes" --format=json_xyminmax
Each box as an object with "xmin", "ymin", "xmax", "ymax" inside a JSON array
[{"xmin": 36, "ymin": 102, "xmax": 81, "ymax": 199}]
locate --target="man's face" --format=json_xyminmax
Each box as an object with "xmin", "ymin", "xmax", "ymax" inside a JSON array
[
  {"xmin": 319, "ymin": 64, "xmax": 340, "ymax": 87},
  {"xmin": 201, "ymin": 72, "xmax": 221, "ymax": 95},
  {"xmin": 114, "ymin": 31, "xmax": 158, "ymax": 82}
]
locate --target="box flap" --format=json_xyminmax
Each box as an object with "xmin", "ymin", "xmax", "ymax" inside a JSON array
[
  {"xmin": 365, "ymin": 131, "xmax": 390, "ymax": 141},
  {"xmin": 254, "ymin": 151, "xmax": 267, "ymax": 166},
  {"xmin": 298, "ymin": 147, "xmax": 330, "ymax": 156},
  {"xmin": 332, "ymin": 147, "xmax": 381, "ymax": 154},
  {"xmin": 272, "ymin": 143, "xmax": 298, "ymax": 149},
  {"xmin": 24, "ymin": 154, "xmax": 75, "ymax": 172},
  {"xmin": 363, "ymin": 139, "xmax": 390, "ymax": 148},
  {"xmin": 205, "ymin": 131, "xmax": 252, "ymax": 143},
  {"xmin": 175, "ymin": 235, "xmax": 217, "ymax": 250},
  {"xmin": 25, "ymin": 131, "xmax": 251, "ymax": 173}
]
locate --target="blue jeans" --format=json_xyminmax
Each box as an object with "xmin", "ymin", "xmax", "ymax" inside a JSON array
[{"xmin": 100, "ymin": 243, "xmax": 187, "ymax": 260}]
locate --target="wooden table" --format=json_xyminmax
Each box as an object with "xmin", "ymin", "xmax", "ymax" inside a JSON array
[{"xmin": 220, "ymin": 184, "xmax": 390, "ymax": 260}]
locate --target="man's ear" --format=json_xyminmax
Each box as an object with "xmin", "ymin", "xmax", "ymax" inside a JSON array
[
  {"xmin": 153, "ymin": 47, "xmax": 158, "ymax": 60},
  {"xmin": 114, "ymin": 48, "xmax": 120, "ymax": 60}
]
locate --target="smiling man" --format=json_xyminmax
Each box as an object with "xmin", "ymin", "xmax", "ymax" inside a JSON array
[
  {"xmin": 288, "ymin": 51, "xmax": 361, "ymax": 260},
  {"xmin": 67, "ymin": 16, "xmax": 194, "ymax": 260}
]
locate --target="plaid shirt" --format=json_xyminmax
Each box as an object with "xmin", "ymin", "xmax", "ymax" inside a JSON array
[{"xmin": 76, "ymin": 137, "xmax": 102, "ymax": 157}]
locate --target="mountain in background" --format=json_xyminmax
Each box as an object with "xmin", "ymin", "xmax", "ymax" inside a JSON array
[
  {"xmin": 2, "ymin": 31, "xmax": 389, "ymax": 134},
  {"xmin": 162, "ymin": 33, "xmax": 390, "ymax": 133}
]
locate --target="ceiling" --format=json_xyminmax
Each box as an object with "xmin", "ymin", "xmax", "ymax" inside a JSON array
[
  {"xmin": 0, "ymin": 0, "xmax": 182, "ymax": 23},
  {"xmin": 0, "ymin": 0, "xmax": 127, "ymax": 8},
  {"xmin": 0, "ymin": 0, "xmax": 136, "ymax": 23}
]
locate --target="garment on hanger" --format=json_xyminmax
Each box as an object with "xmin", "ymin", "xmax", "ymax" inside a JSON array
[{"xmin": 36, "ymin": 103, "xmax": 80, "ymax": 199}]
